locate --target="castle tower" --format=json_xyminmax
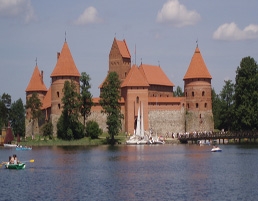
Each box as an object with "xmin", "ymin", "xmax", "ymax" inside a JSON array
[
  {"xmin": 50, "ymin": 41, "xmax": 80, "ymax": 116},
  {"xmin": 109, "ymin": 38, "xmax": 131, "ymax": 82},
  {"xmin": 121, "ymin": 65, "xmax": 149, "ymax": 135},
  {"xmin": 25, "ymin": 65, "xmax": 47, "ymax": 136},
  {"xmin": 183, "ymin": 46, "xmax": 214, "ymax": 132},
  {"xmin": 25, "ymin": 65, "xmax": 47, "ymax": 120}
]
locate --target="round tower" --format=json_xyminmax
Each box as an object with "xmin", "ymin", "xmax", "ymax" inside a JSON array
[{"xmin": 183, "ymin": 46, "xmax": 214, "ymax": 132}]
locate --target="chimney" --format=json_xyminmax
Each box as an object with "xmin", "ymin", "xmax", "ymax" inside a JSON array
[
  {"xmin": 41, "ymin": 70, "xmax": 43, "ymax": 83},
  {"xmin": 57, "ymin": 52, "xmax": 60, "ymax": 60}
]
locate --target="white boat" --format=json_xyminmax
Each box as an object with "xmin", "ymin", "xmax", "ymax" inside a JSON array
[
  {"xmin": 126, "ymin": 103, "xmax": 148, "ymax": 145},
  {"xmin": 198, "ymin": 140, "xmax": 210, "ymax": 146},
  {"xmin": 211, "ymin": 146, "xmax": 222, "ymax": 152},
  {"xmin": 4, "ymin": 144, "xmax": 17, "ymax": 148}
]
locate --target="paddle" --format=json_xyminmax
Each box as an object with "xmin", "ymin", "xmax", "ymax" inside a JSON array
[
  {"xmin": 21, "ymin": 159, "xmax": 35, "ymax": 163},
  {"xmin": 0, "ymin": 159, "xmax": 34, "ymax": 167}
]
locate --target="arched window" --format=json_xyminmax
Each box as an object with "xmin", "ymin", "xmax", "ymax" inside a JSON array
[
  {"xmin": 192, "ymin": 91, "xmax": 194, "ymax": 97},
  {"xmin": 196, "ymin": 103, "xmax": 198, "ymax": 108},
  {"xmin": 136, "ymin": 96, "xmax": 139, "ymax": 103},
  {"xmin": 202, "ymin": 91, "xmax": 205, "ymax": 96},
  {"xmin": 204, "ymin": 103, "xmax": 207, "ymax": 108}
]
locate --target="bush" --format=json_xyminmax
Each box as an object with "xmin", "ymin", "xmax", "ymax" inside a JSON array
[
  {"xmin": 86, "ymin": 120, "xmax": 102, "ymax": 139},
  {"xmin": 42, "ymin": 122, "xmax": 53, "ymax": 139}
]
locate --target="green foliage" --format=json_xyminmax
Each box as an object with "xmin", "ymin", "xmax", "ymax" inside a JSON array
[
  {"xmin": 42, "ymin": 122, "xmax": 53, "ymax": 139},
  {"xmin": 212, "ymin": 88, "xmax": 222, "ymax": 129},
  {"xmin": 0, "ymin": 93, "xmax": 11, "ymax": 129},
  {"xmin": 57, "ymin": 80, "xmax": 84, "ymax": 140},
  {"xmin": 9, "ymin": 98, "xmax": 25, "ymax": 137},
  {"xmin": 80, "ymin": 72, "xmax": 93, "ymax": 129},
  {"xmin": 233, "ymin": 57, "xmax": 258, "ymax": 131},
  {"xmin": 86, "ymin": 120, "xmax": 102, "ymax": 139},
  {"xmin": 99, "ymin": 72, "xmax": 123, "ymax": 144},
  {"xmin": 174, "ymin": 86, "xmax": 184, "ymax": 97},
  {"xmin": 25, "ymin": 93, "xmax": 42, "ymax": 138}
]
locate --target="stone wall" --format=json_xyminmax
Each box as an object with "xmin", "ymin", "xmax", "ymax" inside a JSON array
[
  {"xmin": 148, "ymin": 108, "xmax": 186, "ymax": 135},
  {"xmin": 185, "ymin": 110, "xmax": 214, "ymax": 133}
]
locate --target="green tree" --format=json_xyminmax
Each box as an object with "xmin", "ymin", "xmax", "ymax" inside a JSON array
[
  {"xmin": 99, "ymin": 72, "xmax": 123, "ymax": 144},
  {"xmin": 219, "ymin": 80, "xmax": 234, "ymax": 131},
  {"xmin": 57, "ymin": 80, "xmax": 84, "ymax": 140},
  {"xmin": 211, "ymin": 88, "xmax": 222, "ymax": 130},
  {"xmin": 0, "ymin": 93, "xmax": 11, "ymax": 130},
  {"xmin": 80, "ymin": 72, "xmax": 93, "ymax": 130},
  {"xmin": 42, "ymin": 122, "xmax": 53, "ymax": 139},
  {"xmin": 174, "ymin": 86, "xmax": 184, "ymax": 97},
  {"xmin": 9, "ymin": 98, "xmax": 25, "ymax": 137},
  {"xmin": 86, "ymin": 120, "xmax": 102, "ymax": 139},
  {"xmin": 233, "ymin": 57, "xmax": 258, "ymax": 131},
  {"xmin": 25, "ymin": 93, "xmax": 42, "ymax": 139}
]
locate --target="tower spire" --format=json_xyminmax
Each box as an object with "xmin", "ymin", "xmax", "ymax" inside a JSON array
[{"xmin": 65, "ymin": 31, "xmax": 67, "ymax": 42}]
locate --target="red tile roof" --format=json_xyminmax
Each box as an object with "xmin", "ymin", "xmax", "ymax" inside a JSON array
[
  {"xmin": 121, "ymin": 65, "xmax": 149, "ymax": 87},
  {"xmin": 26, "ymin": 66, "xmax": 47, "ymax": 92},
  {"xmin": 42, "ymin": 87, "xmax": 51, "ymax": 109},
  {"xmin": 116, "ymin": 38, "xmax": 131, "ymax": 58},
  {"xmin": 50, "ymin": 42, "xmax": 80, "ymax": 77},
  {"xmin": 139, "ymin": 64, "xmax": 175, "ymax": 86},
  {"xmin": 183, "ymin": 47, "xmax": 212, "ymax": 80}
]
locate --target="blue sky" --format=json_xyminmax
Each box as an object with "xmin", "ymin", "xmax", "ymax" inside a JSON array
[{"xmin": 0, "ymin": 0, "xmax": 257, "ymax": 103}]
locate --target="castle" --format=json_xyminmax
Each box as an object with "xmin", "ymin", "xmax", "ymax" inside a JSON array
[{"xmin": 25, "ymin": 37, "xmax": 214, "ymax": 137}]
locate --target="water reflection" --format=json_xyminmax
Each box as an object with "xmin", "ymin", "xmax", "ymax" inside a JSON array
[{"xmin": 1, "ymin": 144, "xmax": 258, "ymax": 200}]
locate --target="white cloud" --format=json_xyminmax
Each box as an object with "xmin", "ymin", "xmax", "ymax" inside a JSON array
[
  {"xmin": 0, "ymin": 0, "xmax": 36, "ymax": 23},
  {"xmin": 156, "ymin": 0, "xmax": 201, "ymax": 27},
  {"xmin": 73, "ymin": 6, "xmax": 102, "ymax": 26},
  {"xmin": 213, "ymin": 22, "xmax": 258, "ymax": 41}
]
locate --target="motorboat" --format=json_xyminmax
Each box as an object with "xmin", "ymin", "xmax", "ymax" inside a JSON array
[{"xmin": 211, "ymin": 146, "xmax": 222, "ymax": 152}]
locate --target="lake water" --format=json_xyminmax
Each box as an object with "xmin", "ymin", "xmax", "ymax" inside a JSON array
[{"xmin": 1, "ymin": 144, "xmax": 258, "ymax": 201}]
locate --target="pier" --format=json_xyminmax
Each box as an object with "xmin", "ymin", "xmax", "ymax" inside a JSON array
[{"xmin": 178, "ymin": 131, "xmax": 258, "ymax": 144}]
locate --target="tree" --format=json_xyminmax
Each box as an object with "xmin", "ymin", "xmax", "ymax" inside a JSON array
[
  {"xmin": 233, "ymin": 57, "xmax": 258, "ymax": 131},
  {"xmin": 219, "ymin": 80, "xmax": 234, "ymax": 131},
  {"xmin": 80, "ymin": 72, "xmax": 93, "ymax": 130},
  {"xmin": 42, "ymin": 122, "xmax": 53, "ymax": 139},
  {"xmin": 211, "ymin": 88, "xmax": 222, "ymax": 130},
  {"xmin": 9, "ymin": 98, "xmax": 25, "ymax": 137},
  {"xmin": 0, "ymin": 93, "xmax": 11, "ymax": 130},
  {"xmin": 99, "ymin": 72, "xmax": 123, "ymax": 144},
  {"xmin": 57, "ymin": 80, "xmax": 84, "ymax": 140},
  {"xmin": 86, "ymin": 120, "xmax": 102, "ymax": 139},
  {"xmin": 174, "ymin": 86, "xmax": 184, "ymax": 97},
  {"xmin": 25, "ymin": 93, "xmax": 42, "ymax": 139}
]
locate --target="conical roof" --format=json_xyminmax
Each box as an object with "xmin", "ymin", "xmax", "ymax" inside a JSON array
[
  {"xmin": 183, "ymin": 47, "xmax": 212, "ymax": 80},
  {"xmin": 25, "ymin": 65, "xmax": 47, "ymax": 92},
  {"xmin": 121, "ymin": 65, "xmax": 149, "ymax": 87},
  {"xmin": 50, "ymin": 42, "xmax": 80, "ymax": 77}
]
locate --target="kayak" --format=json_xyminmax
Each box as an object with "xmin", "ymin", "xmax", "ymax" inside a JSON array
[
  {"xmin": 16, "ymin": 147, "xmax": 32, "ymax": 151},
  {"xmin": 5, "ymin": 163, "xmax": 26, "ymax": 170}
]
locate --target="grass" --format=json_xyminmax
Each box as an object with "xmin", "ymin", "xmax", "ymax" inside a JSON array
[{"xmin": 18, "ymin": 132, "xmax": 127, "ymax": 146}]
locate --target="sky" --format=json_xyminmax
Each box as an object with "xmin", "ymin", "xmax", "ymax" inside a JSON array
[{"xmin": 0, "ymin": 0, "xmax": 257, "ymax": 104}]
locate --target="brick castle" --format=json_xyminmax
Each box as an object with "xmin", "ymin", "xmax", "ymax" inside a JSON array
[{"xmin": 25, "ymin": 37, "xmax": 214, "ymax": 137}]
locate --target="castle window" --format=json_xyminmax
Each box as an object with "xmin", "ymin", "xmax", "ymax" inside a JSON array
[
  {"xmin": 58, "ymin": 104, "xmax": 60, "ymax": 109},
  {"xmin": 187, "ymin": 104, "xmax": 189, "ymax": 109},
  {"xmin": 186, "ymin": 92, "xmax": 187, "ymax": 97},
  {"xmin": 57, "ymin": 91, "xmax": 59, "ymax": 97},
  {"xmin": 202, "ymin": 91, "xmax": 205, "ymax": 96},
  {"xmin": 200, "ymin": 114, "xmax": 202, "ymax": 118},
  {"xmin": 136, "ymin": 96, "xmax": 139, "ymax": 103},
  {"xmin": 205, "ymin": 103, "xmax": 207, "ymax": 108},
  {"xmin": 192, "ymin": 91, "xmax": 194, "ymax": 97},
  {"xmin": 196, "ymin": 103, "xmax": 198, "ymax": 108}
]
